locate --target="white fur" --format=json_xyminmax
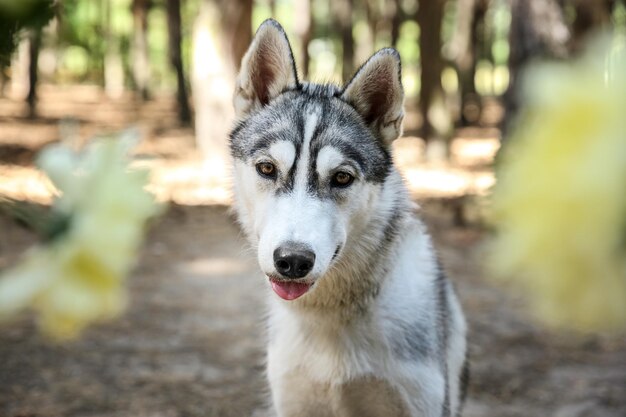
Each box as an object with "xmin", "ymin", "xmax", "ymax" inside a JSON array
[
  {"xmin": 316, "ymin": 146, "xmax": 353, "ymax": 180},
  {"xmin": 231, "ymin": 20, "xmax": 467, "ymax": 417},
  {"xmin": 233, "ymin": 157, "xmax": 467, "ymax": 416},
  {"xmin": 267, "ymin": 140, "xmax": 296, "ymax": 175},
  {"xmin": 248, "ymin": 105, "xmax": 350, "ymax": 283},
  {"xmin": 256, "ymin": 193, "xmax": 342, "ymax": 280},
  {"xmin": 234, "ymin": 23, "xmax": 298, "ymax": 120},
  {"xmin": 293, "ymin": 106, "xmax": 320, "ymax": 188}
]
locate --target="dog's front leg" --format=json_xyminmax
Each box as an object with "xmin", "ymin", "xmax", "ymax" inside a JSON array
[
  {"xmin": 400, "ymin": 365, "xmax": 449, "ymax": 417},
  {"xmin": 268, "ymin": 370, "xmax": 336, "ymax": 417}
]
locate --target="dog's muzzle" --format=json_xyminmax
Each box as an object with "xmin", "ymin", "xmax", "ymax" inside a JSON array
[
  {"xmin": 273, "ymin": 243, "xmax": 316, "ymax": 279},
  {"xmin": 269, "ymin": 242, "xmax": 316, "ymax": 301}
]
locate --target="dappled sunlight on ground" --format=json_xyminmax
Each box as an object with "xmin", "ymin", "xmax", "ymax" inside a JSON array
[
  {"xmin": 2, "ymin": 87, "xmax": 625, "ymax": 417},
  {"xmin": 0, "ymin": 85, "xmax": 499, "ymax": 206},
  {"xmin": 142, "ymin": 157, "xmax": 234, "ymax": 205},
  {"xmin": 0, "ymin": 136, "xmax": 497, "ymax": 205},
  {"xmin": 0, "ymin": 165, "xmax": 56, "ymax": 204},
  {"xmin": 180, "ymin": 257, "xmax": 253, "ymax": 276},
  {"xmin": 394, "ymin": 136, "xmax": 497, "ymax": 199}
]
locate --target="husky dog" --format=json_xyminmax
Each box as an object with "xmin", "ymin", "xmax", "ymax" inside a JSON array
[{"xmin": 230, "ymin": 19, "xmax": 468, "ymax": 417}]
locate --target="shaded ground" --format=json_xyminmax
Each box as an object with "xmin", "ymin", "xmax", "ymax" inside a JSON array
[{"xmin": 1, "ymin": 88, "xmax": 625, "ymax": 417}]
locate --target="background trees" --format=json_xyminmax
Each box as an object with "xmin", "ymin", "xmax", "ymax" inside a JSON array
[
  {"xmin": 0, "ymin": 6, "xmax": 625, "ymax": 412},
  {"xmin": 0, "ymin": 0, "xmax": 624, "ymax": 154}
]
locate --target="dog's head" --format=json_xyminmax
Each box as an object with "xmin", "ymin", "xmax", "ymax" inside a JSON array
[{"xmin": 230, "ymin": 19, "xmax": 404, "ymax": 301}]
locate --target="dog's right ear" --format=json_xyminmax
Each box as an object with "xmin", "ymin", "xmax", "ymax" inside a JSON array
[
  {"xmin": 341, "ymin": 48, "xmax": 404, "ymax": 146},
  {"xmin": 233, "ymin": 19, "xmax": 299, "ymax": 120}
]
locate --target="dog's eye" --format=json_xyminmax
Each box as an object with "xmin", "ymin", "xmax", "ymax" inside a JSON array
[
  {"xmin": 256, "ymin": 162, "xmax": 277, "ymax": 179},
  {"xmin": 331, "ymin": 171, "xmax": 354, "ymax": 188}
]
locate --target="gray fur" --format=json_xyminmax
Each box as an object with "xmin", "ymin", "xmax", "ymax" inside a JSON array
[
  {"xmin": 436, "ymin": 268, "xmax": 451, "ymax": 417},
  {"xmin": 230, "ymin": 18, "xmax": 468, "ymax": 417},
  {"xmin": 230, "ymin": 90, "xmax": 392, "ymax": 190},
  {"xmin": 391, "ymin": 319, "xmax": 438, "ymax": 360}
]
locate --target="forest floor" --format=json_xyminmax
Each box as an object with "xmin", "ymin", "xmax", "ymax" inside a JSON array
[{"xmin": 0, "ymin": 86, "xmax": 625, "ymax": 417}]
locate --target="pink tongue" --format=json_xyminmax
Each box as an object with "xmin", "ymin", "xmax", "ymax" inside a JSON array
[{"xmin": 270, "ymin": 279, "xmax": 312, "ymax": 300}]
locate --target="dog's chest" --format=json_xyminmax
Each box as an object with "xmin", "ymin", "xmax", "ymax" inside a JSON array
[
  {"xmin": 274, "ymin": 372, "xmax": 411, "ymax": 417},
  {"xmin": 267, "ymin": 308, "xmax": 389, "ymax": 382}
]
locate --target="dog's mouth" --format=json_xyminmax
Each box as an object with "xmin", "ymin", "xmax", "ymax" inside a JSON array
[{"xmin": 268, "ymin": 276, "xmax": 312, "ymax": 301}]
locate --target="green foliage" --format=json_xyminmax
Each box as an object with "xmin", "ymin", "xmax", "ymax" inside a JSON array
[
  {"xmin": 441, "ymin": 0, "xmax": 458, "ymax": 48},
  {"xmin": 491, "ymin": 1, "xmax": 511, "ymax": 65},
  {"xmin": 397, "ymin": 21, "xmax": 420, "ymax": 64},
  {"xmin": 487, "ymin": 0, "xmax": 511, "ymax": 66},
  {"xmin": 61, "ymin": 45, "xmax": 90, "ymax": 78},
  {"xmin": 147, "ymin": 7, "xmax": 171, "ymax": 88},
  {"xmin": 0, "ymin": 0, "xmax": 56, "ymax": 66},
  {"xmin": 614, "ymin": 0, "xmax": 626, "ymax": 31},
  {"xmin": 6, "ymin": 0, "xmax": 613, "ymax": 105}
]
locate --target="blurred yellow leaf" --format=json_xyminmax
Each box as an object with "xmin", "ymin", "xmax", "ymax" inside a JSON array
[
  {"xmin": 0, "ymin": 134, "xmax": 160, "ymax": 340},
  {"xmin": 489, "ymin": 35, "xmax": 626, "ymax": 331}
]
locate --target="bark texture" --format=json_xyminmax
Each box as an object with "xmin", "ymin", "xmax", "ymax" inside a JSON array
[
  {"xmin": 416, "ymin": 0, "xmax": 448, "ymax": 143},
  {"xmin": 131, "ymin": 0, "xmax": 151, "ymax": 100},
  {"xmin": 334, "ymin": 0, "xmax": 354, "ymax": 81},
  {"xmin": 503, "ymin": 0, "xmax": 570, "ymax": 136},
  {"xmin": 295, "ymin": 0, "xmax": 312, "ymax": 78},
  {"xmin": 166, "ymin": 0, "xmax": 191, "ymax": 124},
  {"xmin": 27, "ymin": 28, "xmax": 41, "ymax": 118}
]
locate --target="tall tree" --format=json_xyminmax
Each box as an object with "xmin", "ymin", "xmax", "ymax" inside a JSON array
[
  {"xmin": 0, "ymin": 0, "xmax": 55, "ymax": 116},
  {"xmin": 365, "ymin": 0, "xmax": 378, "ymax": 52},
  {"xmin": 103, "ymin": 0, "xmax": 125, "ymax": 99},
  {"xmin": 295, "ymin": 0, "xmax": 312, "ymax": 78},
  {"xmin": 166, "ymin": 0, "xmax": 191, "ymax": 124},
  {"xmin": 26, "ymin": 27, "xmax": 42, "ymax": 118},
  {"xmin": 0, "ymin": 63, "xmax": 6, "ymax": 97},
  {"xmin": 390, "ymin": 0, "xmax": 403, "ymax": 48},
  {"xmin": 0, "ymin": 0, "xmax": 54, "ymax": 68},
  {"xmin": 334, "ymin": 0, "xmax": 354, "ymax": 81},
  {"xmin": 191, "ymin": 0, "xmax": 252, "ymax": 160},
  {"xmin": 569, "ymin": 0, "xmax": 615, "ymax": 52},
  {"xmin": 503, "ymin": 0, "xmax": 570, "ymax": 136},
  {"xmin": 416, "ymin": 0, "xmax": 451, "ymax": 153},
  {"xmin": 131, "ymin": 0, "xmax": 151, "ymax": 100},
  {"xmin": 448, "ymin": 0, "xmax": 488, "ymax": 126},
  {"xmin": 222, "ymin": 0, "xmax": 253, "ymax": 70}
]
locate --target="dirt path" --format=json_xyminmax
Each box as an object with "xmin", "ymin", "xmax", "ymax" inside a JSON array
[
  {"xmin": 1, "ymin": 88, "xmax": 625, "ymax": 417},
  {"xmin": 1, "ymin": 204, "xmax": 625, "ymax": 417},
  {"xmin": 425, "ymin": 207, "xmax": 626, "ymax": 417},
  {"xmin": 0, "ymin": 205, "xmax": 266, "ymax": 417}
]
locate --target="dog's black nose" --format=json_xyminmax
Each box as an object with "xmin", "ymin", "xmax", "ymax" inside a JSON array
[{"xmin": 273, "ymin": 244, "xmax": 315, "ymax": 278}]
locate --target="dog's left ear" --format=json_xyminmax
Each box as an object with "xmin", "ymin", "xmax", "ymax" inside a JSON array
[
  {"xmin": 233, "ymin": 19, "xmax": 299, "ymax": 120},
  {"xmin": 341, "ymin": 48, "xmax": 404, "ymax": 145}
]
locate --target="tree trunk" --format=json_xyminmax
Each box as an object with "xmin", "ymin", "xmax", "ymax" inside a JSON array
[
  {"xmin": 103, "ymin": 0, "xmax": 124, "ymax": 99},
  {"xmin": 191, "ymin": 0, "xmax": 252, "ymax": 161},
  {"xmin": 0, "ymin": 63, "xmax": 6, "ymax": 97},
  {"xmin": 131, "ymin": 0, "xmax": 151, "ymax": 100},
  {"xmin": 365, "ymin": 0, "xmax": 378, "ymax": 50},
  {"xmin": 390, "ymin": 0, "xmax": 402, "ymax": 48},
  {"xmin": 27, "ymin": 28, "xmax": 42, "ymax": 118},
  {"xmin": 220, "ymin": 0, "xmax": 253, "ymax": 71},
  {"xmin": 569, "ymin": 0, "xmax": 615, "ymax": 53},
  {"xmin": 295, "ymin": 0, "xmax": 312, "ymax": 78},
  {"xmin": 503, "ymin": 0, "xmax": 570, "ymax": 136},
  {"xmin": 334, "ymin": 0, "xmax": 354, "ymax": 81},
  {"xmin": 166, "ymin": 0, "xmax": 191, "ymax": 124},
  {"xmin": 416, "ymin": 0, "xmax": 450, "ymax": 150},
  {"xmin": 449, "ymin": 0, "xmax": 487, "ymax": 126},
  {"xmin": 11, "ymin": 38, "xmax": 30, "ymax": 99}
]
